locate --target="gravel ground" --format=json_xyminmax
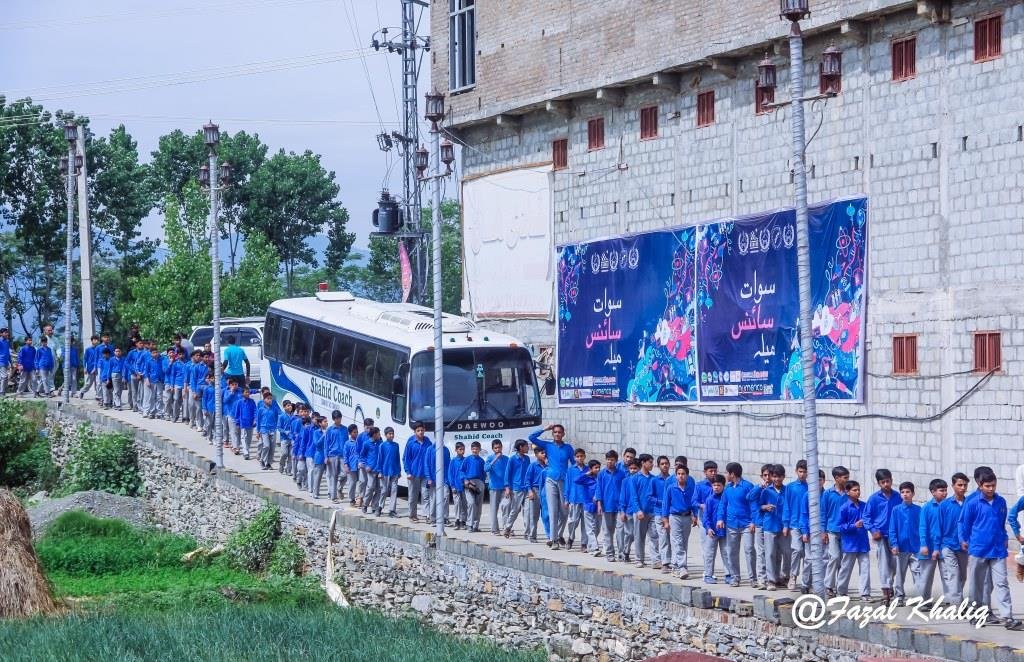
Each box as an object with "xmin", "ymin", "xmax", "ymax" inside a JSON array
[{"xmin": 27, "ymin": 491, "xmax": 151, "ymax": 538}]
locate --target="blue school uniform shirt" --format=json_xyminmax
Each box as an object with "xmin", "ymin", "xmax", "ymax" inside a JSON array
[
  {"xmin": 83, "ymin": 345, "xmax": 98, "ymax": 372},
  {"xmin": 822, "ymin": 485, "xmax": 847, "ymax": 532},
  {"xmin": 169, "ymin": 361, "xmax": 186, "ymax": 388},
  {"xmin": 448, "ymin": 455, "xmax": 466, "ymax": 493},
  {"xmin": 67, "ymin": 344, "xmax": 79, "ymax": 369},
  {"xmin": 277, "ymin": 412, "xmax": 293, "ymax": 442},
  {"xmin": 918, "ymin": 497, "xmax": 943, "ymax": 555},
  {"xmin": 235, "ymin": 397, "xmax": 257, "ymax": 428},
  {"xmin": 460, "ymin": 454, "xmax": 485, "ymax": 481},
  {"xmin": 783, "ymin": 479, "xmax": 808, "ymax": 531},
  {"xmin": 888, "ymin": 501, "xmax": 923, "ymax": 556},
  {"xmin": 595, "ymin": 466, "xmax": 625, "ymax": 513},
  {"xmin": 303, "ymin": 425, "xmax": 316, "ymax": 459},
  {"xmin": 694, "ymin": 478, "xmax": 714, "ymax": 512},
  {"xmin": 291, "ymin": 419, "xmax": 306, "ymax": 457},
  {"xmin": 565, "ymin": 464, "xmax": 585, "ymax": 504},
  {"xmin": 421, "ymin": 443, "xmax": 450, "ymax": 484},
  {"xmin": 703, "ymin": 492, "xmax": 726, "ymax": 537},
  {"xmin": 864, "ymin": 488, "xmax": 901, "ymax": 539},
  {"xmin": 630, "ymin": 472, "xmax": 658, "ymax": 515},
  {"xmin": 838, "ymin": 499, "xmax": 870, "ymax": 553},
  {"xmin": 256, "ymin": 402, "xmax": 279, "ymax": 434},
  {"xmin": 721, "ymin": 478, "xmax": 756, "ymax": 529},
  {"xmin": 0, "ymin": 337, "xmax": 10, "ymax": 366},
  {"xmin": 377, "ymin": 440, "xmax": 401, "ymax": 477},
  {"xmin": 222, "ymin": 388, "xmax": 241, "ymax": 418},
  {"xmin": 938, "ymin": 496, "xmax": 965, "ymax": 552},
  {"xmin": 357, "ymin": 432, "xmax": 376, "ymax": 468},
  {"xmin": 619, "ymin": 472, "xmax": 639, "ymax": 515},
  {"xmin": 574, "ymin": 473, "xmax": 598, "ymax": 513},
  {"xmin": 201, "ymin": 384, "xmax": 216, "ymax": 412},
  {"xmin": 344, "ymin": 436, "xmax": 360, "ymax": 472},
  {"xmin": 145, "ymin": 355, "xmax": 163, "ymax": 382},
  {"xmin": 958, "ymin": 493, "xmax": 1009, "ymax": 559},
  {"xmin": 190, "ymin": 362, "xmax": 209, "ymax": 390},
  {"xmin": 504, "ymin": 454, "xmax": 532, "ymax": 492},
  {"xmin": 485, "ymin": 453, "xmax": 510, "ymax": 491},
  {"xmin": 110, "ymin": 356, "xmax": 124, "ymax": 377},
  {"xmin": 326, "ymin": 425, "xmax": 346, "ymax": 457},
  {"xmin": 1009, "ymin": 495, "xmax": 1024, "ymax": 538},
  {"xmin": 98, "ymin": 356, "xmax": 113, "ymax": 381},
  {"xmin": 402, "ymin": 436, "xmax": 430, "ymax": 478},
  {"xmin": 661, "ymin": 480, "xmax": 695, "ymax": 518},
  {"xmin": 527, "ymin": 430, "xmax": 574, "ymax": 482},
  {"xmin": 310, "ymin": 428, "xmax": 327, "ymax": 465},
  {"xmin": 756, "ymin": 485, "xmax": 786, "ymax": 533},
  {"xmin": 36, "ymin": 346, "xmax": 54, "ymax": 370},
  {"xmin": 17, "ymin": 345, "xmax": 36, "ymax": 371},
  {"xmin": 363, "ymin": 440, "xmax": 382, "ymax": 472},
  {"xmin": 527, "ymin": 460, "xmax": 546, "ymax": 493}
]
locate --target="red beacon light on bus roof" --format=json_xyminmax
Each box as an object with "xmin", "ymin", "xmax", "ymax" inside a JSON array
[{"xmin": 317, "ymin": 282, "xmax": 329, "ymax": 292}]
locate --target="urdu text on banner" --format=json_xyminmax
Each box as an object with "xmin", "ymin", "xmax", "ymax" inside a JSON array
[{"xmin": 555, "ymin": 197, "xmax": 867, "ymax": 406}]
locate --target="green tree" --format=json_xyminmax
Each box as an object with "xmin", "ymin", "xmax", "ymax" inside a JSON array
[
  {"xmin": 240, "ymin": 149, "xmax": 351, "ymax": 295},
  {"xmin": 222, "ymin": 232, "xmax": 283, "ymax": 317},
  {"xmin": 116, "ymin": 187, "xmax": 211, "ymax": 344}
]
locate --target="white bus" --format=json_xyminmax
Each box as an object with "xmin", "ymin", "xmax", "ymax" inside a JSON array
[{"xmin": 261, "ymin": 290, "xmax": 543, "ymax": 469}]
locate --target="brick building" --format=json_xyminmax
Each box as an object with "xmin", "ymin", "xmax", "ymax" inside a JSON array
[{"xmin": 431, "ymin": 0, "xmax": 1024, "ymax": 487}]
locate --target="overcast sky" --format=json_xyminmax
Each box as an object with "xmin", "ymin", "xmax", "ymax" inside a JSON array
[{"xmin": 1, "ymin": 0, "xmax": 430, "ymax": 249}]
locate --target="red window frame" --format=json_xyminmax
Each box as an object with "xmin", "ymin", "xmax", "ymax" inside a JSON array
[
  {"xmin": 892, "ymin": 36, "xmax": 917, "ymax": 82},
  {"xmin": 892, "ymin": 335, "xmax": 918, "ymax": 376},
  {"xmin": 697, "ymin": 91, "xmax": 715, "ymax": 127},
  {"xmin": 974, "ymin": 14, "xmax": 1002, "ymax": 62},
  {"xmin": 640, "ymin": 106, "xmax": 658, "ymax": 140},
  {"xmin": 587, "ymin": 118, "xmax": 605, "ymax": 151},
  {"xmin": 973, "ymin": 332, "xmax": 1001, "ymax": 373}
]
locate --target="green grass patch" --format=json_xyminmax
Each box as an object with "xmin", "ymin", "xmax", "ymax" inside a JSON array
[{"xmin": 0, "ymin": 605, "xmax": 545, "ymax": 662}]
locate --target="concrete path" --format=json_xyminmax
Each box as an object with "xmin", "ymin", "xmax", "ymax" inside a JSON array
[{"xmin": 43, "ymin": 395, "xmax": 1024, "ymax": 650}]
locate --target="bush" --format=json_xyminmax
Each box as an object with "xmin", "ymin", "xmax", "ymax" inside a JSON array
[
  {"xmin": 59, "ymin": 425, "xmax": 141, "ymax": 497},
  {"xmin": 223, "ymin": 502, "xmax": 280, "ymax": 573},
  {"xmin": 267, "ymin": 534, "xmax": 305, "ymax": 578},
  {"xmin": 0, "ymin": 399, "xmax": 40, "ymax": 485},
  {"xmin": 1, "ymin": 431, "xmax": 59, "ymax": 496}
]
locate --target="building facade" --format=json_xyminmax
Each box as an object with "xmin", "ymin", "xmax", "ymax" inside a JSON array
[{"xmin": 431, "ymin": 0, "xmax": 1024, "ymax": 487}]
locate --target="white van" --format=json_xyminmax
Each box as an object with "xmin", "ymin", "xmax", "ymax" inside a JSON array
[{"xmin": 189, "ymin": 317, "xmax": 265, "ymax": 387}]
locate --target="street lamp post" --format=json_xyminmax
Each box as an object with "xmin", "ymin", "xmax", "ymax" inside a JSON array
[
  {"xmin": 61, "ymin": 123, "xmax": 79, "ymax": 405},
  {"xmin": 419, "ymin": 91, "xmax": 454, "ymax": 541},
  {"xmin": 758, "ymin": 0, "xmax": 843, "ymax": 596},
  {"xmin": 202, "ymin": 121, "xmax": 226, "ymax": 470}
]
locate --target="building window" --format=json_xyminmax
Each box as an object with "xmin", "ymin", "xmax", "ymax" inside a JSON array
[
  {"xmin": 819, "ymin": 62, "xmax": 842, "ymax": 95},
  {"xmin": 974, "ymin": 15, "xmax": 1002, "ymax": 61},
  {"xmin": 640, "ymin": 106, "xmax": 658, "ymax": 139},
  {"xmin": 697, "ymin": 91, "xmax": 715, "ymax": 127},
  {"xmin": 755, "ymin": 84, "xmax": 774, "ymax": 115},
  {"xmin": 892, "ymin": 335, "xmax": 918, "ymax": 375},
  {"xmin": 892, "ymin": 36, "xmax": 916, "ymax": 82},
  {"xmin": 587, "ymin": 118, "xmax": 605, "ymax": 150},
  {"xmin": 552, "ymin": 139, "xmax": 568, "ymax": 170},
  {"xmin": 973, "ymin": 332, "xmax": 1001, "ymax": 372},
  {"xmin": 448, "ymin": 0, "xmax": 476, "ymax": 91}
]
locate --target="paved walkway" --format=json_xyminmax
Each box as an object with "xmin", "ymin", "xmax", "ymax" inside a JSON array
[{"xmin": 47, "ymin": 396, "xmax": 1024, "ymax": 650}]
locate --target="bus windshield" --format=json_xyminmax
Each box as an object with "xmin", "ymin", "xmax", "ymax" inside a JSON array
[{"xmin": 409, "ymin": 347, "xmax": 541, "ymax": 429}]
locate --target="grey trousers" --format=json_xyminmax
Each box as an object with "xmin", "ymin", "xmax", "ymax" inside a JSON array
[
  {"xmin": 755, "ymin": 526, "xmax": 767, "ymax": 583},
  {"xmin": 347, "ymin": 470, "xmax": 360, "ymax": 502},
  {"xmin": 204, "ymin": 410, "xmax": 216, "ymax": 438},
  {"xmin": 726, "ymin": 527, "xmax": 756, "ymax": 583},
  {"xmin": 583, "ymin": 511, "xmax": 600, "ymax": 552},
  {"xmin": 326, "ymin": 457, "xmax": 342, "ymax": 500},
  {"xmin": 452, "ymin": 489, "xmax": 468, "ymax": 524},
  {"xmin": 489, "ymin": 488, "xmax": 509, "ymax": 533},
  {"xmin": 80, "ymin": 370, "xmax": 98, "ymax": 399},
  {"xmin": 377, "ymin": 475, "xmax": 399, "ymax": 514},
  {"xmin": 111, "ymin": 374, "xmax": 124, "ymax": 408},
  {"xmin": 544, "ymin": 478, "xmax": 568, "ymax": 542},
  {"xmin": 363, "ymin": 472, "xmax": 382, "ymax": 511},
  {"xmin": 940, "ymin": 548, "xmax": 968, "ymax": 603},
  {"xmin": 967, "ymin": 555, "xmax": 1013, "ymax": 618},
  {"xmin": 356, "ymin": 466, "xmax": 370, "ymax": 501},
  {"xmin": 916, "ymin": 555, "xmax": 939, "ymax": 600},
  {"xmin": 524, "ymin": 494, "xmax": 541, "ymax": 541},
  {"xmin": 825, "ymin": 532, "xmax": 843, "ymax": 590},
  {"xmin": 163, "ymin": 385, "xmax": 178, "ymax": 420},
  {"xmin": 310, "ymin": 463, "xmax": 325, "ymax": 498},
  {"xmin": 838, "ymin": 551, "xmax": 871, "ymax": 597},
  {"xmin": 408, "ymin": 476, "xmax": 425, "ymax": 518},
  {"xmin": 893, "ymin": 552, "xmax": 920, "ymax": 598},
  {"xmin": 278, "ymin": 439, "xmax": 292, "ymax": 474},
  {"xmin": 238, "ymin": 427, "xmax": 253, "ymax": 455},
  {"xmin": 189, "ymin": 394, "xmax": 202, "ymax": 424},
  {"xmin": 779, "ymin": 533, "xmax": 792, "ymax": 578},
  {"xmin": 143, "ymin": 380, "xmax": 159, "ymax": 415},
  {"xmin": 875, "ymin": 536, "xmax": 896, "ymax": 591},
  {"xmin": 619, "ymin": 514, "xmax": 634, "ymax": 559},
  {"xmin": 703, "ymin": 533, "xmax": 727, "ymax": 579},
  {"xmin": 294, "ymin": 458, "xmax": 307, "ymax": 487},
  {"xmin": 633, "ymin": 514, "xmax": 660, "ymax": 564},
  {"xmin": 40, "ymin": 369, "xmax": 55, "ymax": 393},
  {"xmin": 17, "ymin": 369, "xmax": 36, "ymax": 395},
  {"xmin": 566, "ymin": 503, "xmax": 587, "ymax": 547},
  {"xmin": 657, "ymin": 515, "xmax": 672, "ymax": 566},
  {"xmin": 0, "ymin": 365, "xmax": 8, "ymax": 395},
  {"xmin": 601, "ymin": 512, "xmax": 620, "ymax": 558},
  {"xmin": 668, "ymin": 514, "xmax": 692, "ymax": 571},
  {"xmin": 505, "ymin": 491, "xmax": 527, "ymax": 533},
  {"xmin": 132, "ymin": 376, "xmax": 144, "ymax": 410},
  {"xmin": 464, "ymin": 479, "xmax": 485, "ymax": 529},
  {"xmin": 763, "ymin": 530, "xmax": 785, "ymax": 583},
  {"xmin": 258, "ymin": 432, "xmax": 275, "ymax": 468},
  {"xmin": 790, "ymin": 535, "xmax": 813, "ymax": 588}
]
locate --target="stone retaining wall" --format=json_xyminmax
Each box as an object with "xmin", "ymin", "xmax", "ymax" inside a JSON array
[{"xmin": 45, "ymin": 402, "xmax": 1001, "ymax": 662}]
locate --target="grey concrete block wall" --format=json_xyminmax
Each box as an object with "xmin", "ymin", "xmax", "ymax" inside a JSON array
[{"xmin": 437, "ymin": 0, "xmax": 1024, "ymax": 489}]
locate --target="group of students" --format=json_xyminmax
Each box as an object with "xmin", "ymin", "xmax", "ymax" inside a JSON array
[{"xmin": 0, "ymin": 327, "xmax": 70, "ymax": 397}]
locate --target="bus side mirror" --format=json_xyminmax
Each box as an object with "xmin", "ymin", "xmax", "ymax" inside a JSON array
[{"xmin": 544, "ymin": 376, "xmax": 556, "ymax": 396}]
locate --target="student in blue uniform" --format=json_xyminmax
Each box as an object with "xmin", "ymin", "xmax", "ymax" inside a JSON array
[
  {"xmin": 565, "ymin": 448, "xmax": 589, "ymax": 551},
  {"xmin": 422, "ymin": 438, "xmax": 451, "ymax": 526},
  {"xmin": 233, "ymin": 385, "xmax": 256, "ymax": 460},
  {"xmin": 448, "ymin": 442, "xmax": 468, "ymax": 530},
  {"xmin": 652, "ymin": 456, "xmax": 678, "ymax": 572},
  {"xmin": 143, "ymin": 347, "xmax": 163, "ymax": 418},
  {"xmin": 783, "ymin": 460, "xmax": 809, "ymax": 590},
  {"xmin": 617, "ymin": 460, "xmax": 640, "ymax": 563},
  {"xmin": 575, "ymin": 459, "xmax": 601, "ymax": 554},
  {"xmin": 529, "ymin": 424, "xmax": 575, "ymax": 549},
  {"xmin": 292, "ymin": 410, "xmax": 309, "ymax": 488},
  {"xmin": 277, "ymin": 401, "xmax": 294, "ymax": 475},
  {"xmin": 595, "ymin": 450, "xmax": 625, "ymax": 560},
  {"xmin": 822, "ymin": 466, "xmax": 850, "ymax": 596},
  {"xmin": 865, "ymin": 468, "xmax": 901, "ymax": 604},
  {"xmin": 326, "ymin": 411, "xmax": 346, "ymax": 502},
  {"xmin": 502, "ymin": 439, "xmax": 532, "ymax": 537},
  {"xmin": 629, "ymin": 454, "xmax": 660, "ymax": 568},
  {"xmin": 836, "ymin": 481, "xmax": 871, "ymax": 599},
  {"xmin": 888, "ymin": 481, "xmax": 923, "ymax": 600},
  {"xmin": 460, "ymin": 441, "xmax": 486, "ymax": 532},
  {"xmin": 916, "ymin": 478, "xmax": 946, "ymax": 600},
  {"xmin": 403, "ymin": 422, "xmax": 432, "ymax": 522},
  {"xmin": 720, "ymin": 462, "xmax": 756, "ymax": 587},
  {"xmin": 16, "ymin": 337, "xmax": 37, "ymax": 396},
  {"xmin": 355, "ymin": 418, "xmax": 375, "ymax": 507},
  {"xmin": 755, "ymin": 465, "xmax": 786, "ymax": 590},
  {"xmin": 749, "ymin": 464, "xmax": 772, "ymax": 589},
  {"xmin": 188, "ymin": 350, "xmax": 209, "ymax": 427},
  {"xmin": 308, "ymin": 415, "xmax": 329, "ymax": 498},
  {"xmin": 200, "ymin": 373, "xmax": 216, "ymax": 439},
  {"xmin": 485, "ymin": 439, "xmax": 510, "ymax": 536},
  {"xmin": 256, "ymin": 392, "xmax": 279, "ymax": 470},
  {"xmin": 375, "ymin": 427, "xmax": 402, "ymax": 516},
  {"xmin": 0, "ymin": 328, "xmax": 11, "ymax": 397},
  {"xmin": 361, "ymin": 427, "xmax": 384, "ymax": 514},
  {"xmin": 98, "ymin": 348, "xmax": 114, "ymax": 408},
  {"xmin": 662, "ymin": 463, "xmax": 696, "ymax": 579},
  {"xmin": 703, "ymin": 474, "xmax": 728, "ymax": 583},
  {"xmin": 35, "ymin": 336, "xmax": 55, "ymax": 397},
  {"xmin": 79, "ymin": 335, "xmax": 100, "ymax": 400},
  {"xmin": 524, "ymin": 446, "xmax": 547, "ymax": 543},
  {"xmin": 343, "ymin": 423, "xmax": 361, "ymax": 506},
  {"xmin": 939, "ymin": 472, "xmax": 970, "ymax": 603}
]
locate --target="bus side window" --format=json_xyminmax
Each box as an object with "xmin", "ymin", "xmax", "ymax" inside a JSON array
[
  {"xmin": 391, "ymin": 361, "xmax": 408, "ymax": 424},
  {"xmin": 311, "ymin": 328, "xmax": 334, "ymax": 377},
  {"xmin": 330, "ymin": 334, "xmax": 355, "ymax": 383}
]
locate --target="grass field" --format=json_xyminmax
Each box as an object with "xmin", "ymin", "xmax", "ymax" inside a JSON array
[{"xmin": 0, "ymin": 511, "xmax": 544, "ymax": 662}]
